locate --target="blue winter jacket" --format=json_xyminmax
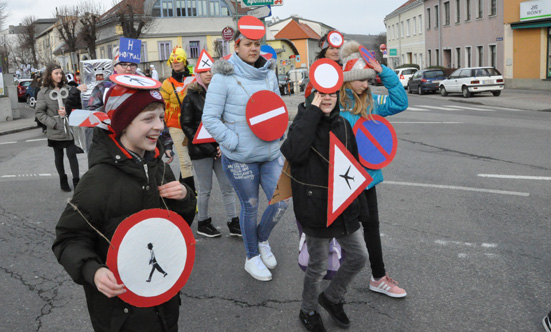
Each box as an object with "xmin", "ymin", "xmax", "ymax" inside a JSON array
[
  {"xmin": 339, "ymin": 65, "xmax": 408, "ymax": 189},
  {"xmin": 202, "ymin": 53, "xmax": 281, "ymax": 163}
]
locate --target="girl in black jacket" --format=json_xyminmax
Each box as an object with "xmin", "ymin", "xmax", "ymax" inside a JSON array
[
  {"xmin": 180, "ymin": 68, "xmax": 238, "ymax": 238},
  {"xmin": 281, "ymin": 91, "xmax": 368, "ymax": 332}
]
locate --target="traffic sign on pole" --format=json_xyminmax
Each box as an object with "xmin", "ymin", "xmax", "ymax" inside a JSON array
[
  {"xmin": 247, "ymin": 5, "xmax": 271, "ymax": 18},
  {"xmin": 243, "ymin": 0, "xmax": 274, "ymax": 6}
]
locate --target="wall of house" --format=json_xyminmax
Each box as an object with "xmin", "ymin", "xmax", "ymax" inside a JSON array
[{"xmin": 385, "ymin": 1, "xmax": 425, "ymax": 69}]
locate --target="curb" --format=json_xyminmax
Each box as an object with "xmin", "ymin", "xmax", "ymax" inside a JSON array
[{"xmin": 0, "ymin": 125, "xmax": 38, "ymax": 136}]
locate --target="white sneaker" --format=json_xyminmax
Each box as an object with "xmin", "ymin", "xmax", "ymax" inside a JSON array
[
  {"xmin": 244, "ymin": 256, "xmax": 272, "ymax": 281},
  {"xmin": 258, "ymin": 241, "xmax": 277, "ymax": 269}
]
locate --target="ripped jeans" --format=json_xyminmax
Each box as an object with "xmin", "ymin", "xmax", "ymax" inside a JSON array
[{"xmin": 222, "ymin": 155, "xmax": 288, "ymax": 258}]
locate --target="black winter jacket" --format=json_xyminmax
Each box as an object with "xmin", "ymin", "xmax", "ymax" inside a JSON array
[
  {"xmin": 180, "ymin": 82, "xmax": 218, "ymax": 160},
  {"xmin": 281, "ymin": 102, "xmax": 366, "ymax": 238},
  {"xmin": 52, "ymin": 128, "xmax": 196, "ymax": 332}
]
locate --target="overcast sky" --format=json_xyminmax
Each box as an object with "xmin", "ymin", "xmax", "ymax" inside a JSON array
[{"xmin": 4, "ymin": 0, "xmax": 406, "ymax": 35}]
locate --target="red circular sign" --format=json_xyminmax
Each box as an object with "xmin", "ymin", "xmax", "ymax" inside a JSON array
[
  {"xmin": 222, "ymin": 26, "xmax": 234, "ymax": 41},
  {"xmin": 380, "ymin": 44, "xmax": 387, "ymax": 52},
  {"xmin": 238, "ymin": 16, "xmax": 266, "ymax": 40},
  {"xmin": 352, "ymin": 115, "xmax": 398, "ymax": 169},
  {"xmin": 246, "ymin": 91, "xmax": 288, "ymax": 141},
  {"xmin": 109, "ymin": 74, "xmax": 162, "ymax": 90},
  {"xmin": 327, "ymin": 31, "xmax": 344, "ymax": 48},
  {"xmin": 106, "ymin": 209, "xmax": 195, "ymax": 308},
  {"xmin": 309, "ymin": 59, "xmax": 343, "ymax": 94}
]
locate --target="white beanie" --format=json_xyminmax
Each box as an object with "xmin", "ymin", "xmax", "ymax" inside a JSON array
[{"xmin": 340, "ymin": 41, "xmax": 376, "ymax": 82}]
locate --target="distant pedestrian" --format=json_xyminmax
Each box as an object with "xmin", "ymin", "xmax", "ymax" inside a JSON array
[
  {"xmin": 202, "ymin": 26, "xmax": 288, "ymax": 282},
  {"xmin": 150, "ymin": 64, "xmax": 159, "ymax": 80},
  {"xmin": 180, "ymin": 54, "xmax": 238, "ymax": 238},
  {"xmin": 52, "ymin": 78, "xmax": 196, "ymax": 331},
  {"xmin": 281, "ymin": 82, "xmax": 368, "ymax": 332},
  {"xmin": 35, "ymin": 63, "xmax": 81, "ymax": 192},
  {"xmin": 338, "ymin": 40, "xmax": 408, "ymax": 298}
]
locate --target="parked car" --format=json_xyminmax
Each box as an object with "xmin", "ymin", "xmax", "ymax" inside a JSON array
[
  {"xmin": 287, "ymin": 68, "xmax": 309, "ymax": 92},
  {"xmin": 278, "ymin": 74, "xmax": 294, "ymax": 95},
  {"xmin": 369, "ymin": 75, "xmax": 382, "ymax": 86},
  {"xmin": 439, "ymin": 67, "xmax": 504, "ymax": 97},
  {"xmin": 407, "ymin": 69, "xmax": 447, "ymax": 95},
  {"xmin": 16, "ymin": 79, "xmax": 32, "ymax": 102},
  {"xmin": 394, "ymin": 67, "xmax": 418, "ymax": 88}
]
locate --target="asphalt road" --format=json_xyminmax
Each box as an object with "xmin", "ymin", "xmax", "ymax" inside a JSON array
[{"xmin": 0, "ymin": 94, "xmax": 550, "ymax": 332}]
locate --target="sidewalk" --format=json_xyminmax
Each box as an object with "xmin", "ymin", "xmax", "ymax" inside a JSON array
[{"xmin": 2, "ymin": 87, "xmax": 549, "ymax": 136}]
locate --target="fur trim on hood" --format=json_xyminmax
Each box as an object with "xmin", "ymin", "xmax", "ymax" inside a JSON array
[{"xmin": 212, "ymin": 57, "xmax": 277, "ymax": 76}]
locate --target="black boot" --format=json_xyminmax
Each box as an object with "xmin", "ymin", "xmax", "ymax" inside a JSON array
[
  {"xmin": 60, "ymin": 175, "xmax": 71, "ymax": 192},
  {"xmin": 197, "ymin": 218, "xmax": 221, "ymax": 238},
  {"xmin": 73, "ymin": 178, "xmax": 80, "ymax": 190},
  {"xmin": 227, "ymin": 217, "xmax": 242, "ymax": 237}
]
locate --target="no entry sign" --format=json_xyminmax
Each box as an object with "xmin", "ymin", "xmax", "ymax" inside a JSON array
[
  {"xmin": 238, "ymin": 16, "xmax": 266, "ymax": 40},
  {"xmin": 353, "ymin": 115, "xmax": 398, "ymax": 169},
  {"xmin": 246, "ymin": 90, "xmax": 288, "ymax": 141},
  {"xmin": 106, "ymin": 209, "xmax": 195, "ymax": 308}
]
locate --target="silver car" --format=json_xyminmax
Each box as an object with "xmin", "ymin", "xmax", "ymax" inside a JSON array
[{"xmin": 439, "ymin": 67, "xmax": 504, "ymax": 98}]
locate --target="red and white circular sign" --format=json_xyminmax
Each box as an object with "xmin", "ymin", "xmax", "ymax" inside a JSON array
[
  {"xmin": 109, "ymin": 74, "xmax": 162, "ymax": 90},
  {"xmin": 106, "ymin": 209, "xmax": 195, "ymax": 308},
  {"xmin": 327, "ymin": 31, "xmax": 344, "ymax": 48},
  {"xmin": 238, "ymin": 16, "xmax": 266, "ymax": 41},
  {"xmin": 309, "ymin": 59, "xmax": 343, "ymax": 94},
  {"xmin": 246, "ymin": 91, "xmax": 288, "ymax": 141},
  {"xmin": 222, "ymin": 26, "xmax": 234, "ymax": 41}
]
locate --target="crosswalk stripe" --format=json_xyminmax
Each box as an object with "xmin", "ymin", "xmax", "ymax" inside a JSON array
[{"xmin": 407, "ymin": 107, "xmax": 430, "ymax": 111}]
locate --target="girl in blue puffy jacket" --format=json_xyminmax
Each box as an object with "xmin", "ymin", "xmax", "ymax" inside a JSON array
[{"xmin": 338, "ymin": 40, "xmax": 409, "ymax": 298}]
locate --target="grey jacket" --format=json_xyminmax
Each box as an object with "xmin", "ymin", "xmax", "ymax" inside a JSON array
[{"xmin": 36, "ymin": 86, "xmax": 73, "ymax": 141}]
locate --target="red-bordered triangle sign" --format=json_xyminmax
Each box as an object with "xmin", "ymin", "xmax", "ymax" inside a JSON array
[
  {"xmin": 192, "ymin": 122, "xmax": 216, "ymax": 144},
  {"xmin": 106, "ymin": 209, "xmax": 195, "ymax": 308},
  {"xmin": 327, "ymin": 132, "xmax": 372, "ymax": 227},
  {"xmin": 195, "ymin": 50, "xmax": 214, "ymax": 73}
]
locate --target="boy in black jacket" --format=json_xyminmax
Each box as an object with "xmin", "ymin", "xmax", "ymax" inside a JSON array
[{"xmin": 281, "ymin": 90, "xmax": 368, "ymax": 332}]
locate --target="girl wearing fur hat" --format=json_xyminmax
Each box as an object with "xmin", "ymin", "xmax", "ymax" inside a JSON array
[
  {"xmin": 202, "ymin": 28, "xmax": 288, "ymax": 282},
  {"xmin": 53, "ymin": 80, "xmax": 196, "ymax": 331},
  {"xmin": 339, "ymin": 40, "xmax": 409, "ymax": 299},
  {"xmin": 160, "ymin": 46, "xmax": 196, "ymax": 192}
]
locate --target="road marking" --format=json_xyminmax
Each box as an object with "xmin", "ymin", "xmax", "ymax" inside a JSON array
[
  {"xmin": 445, "ymin": 105, "xmax": 496, "ymax": 111},
  {"xmin": 407, "ymin": 107, "xmax": 431, "ymax": 111},
  {"xmin": 1, "ymin": 173, "xmax": 53, "ymax": 178},
  {"xmin": 478, "ymin": 174, "xmax": 551, "ymax": 181},
  {"xmin": 417, "ymin": 105, "xmax": 459, "ymax": 111},
  {"xmin": 384, "ymin": 180, "xmax": 529, "ymax": 197},
  {"xmin": 26, "ymin": 138, "xmax": 47, "ymax": 142},
  {"xmin": 392, "ymin": 121, "xmax": 463, "ymax": 124},
  {"xmin": 0, "ymin": 141, "xmax": 17, "ymax": 145}
]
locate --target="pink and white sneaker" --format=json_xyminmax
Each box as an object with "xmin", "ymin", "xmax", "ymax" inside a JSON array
[{"xmin": 369, "ymin": 274, "xmax": 407, "ymax": 298}]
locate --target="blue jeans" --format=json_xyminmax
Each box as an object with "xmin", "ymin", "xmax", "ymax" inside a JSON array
[{"xmin": 222, "ymin": 155, "xmax": 288, "ymax": 258}]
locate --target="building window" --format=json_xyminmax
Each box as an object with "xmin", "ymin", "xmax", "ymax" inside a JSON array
[
  {"xmin": 153, "ymin": 0, "xmax": 229, "ymax": 17},
  {"xmin": 456, "ymin": 0, "xmax": 461, "ymax": 23},
  {"xmin": 189, "ymin": 41, "xmax": 200, "ymax": 58},
  {"xmin": 401, "ymin": 21, "xmax": 404, "ymax": 37},
  {"xmin": 428, "ymin": 49, "xmax": 432, "ymax": 66},
  {"xmin": 162, "ymin": 0, "xmax": 174, "ymax": 17},
  {"xmin": 427, "ymin": 8, "xmax": 431, "ymax": 29},
  {"xmin": 547, "ymin": 28, "xmax": 551, "ymax": 79},
  {"xmin": 466, "ymin": 0, "xmax": 471, "ymax": 20},
  {"xmin": 108, "ymin": 45, "xmax": 113, "ymax": 60},
  {"xmin": 435, "ymin": 5, "xmax": 439, "ymax": 27},
  {"xmin": 456, "ymin": 47, "xmax": 461, "ymax": 68},
  {"xmin": 477, "ymin": 45, "xmax": 483, "ymax": 66},
  {"xmin": 419, "ymin": 15, "xmax": 423, "ymax": 34},
  {"xmin": 197, "ymin": 0, "xmax": 207, "ymax": 16},
  {"xmin": 100, "ymin": 47, "xmax": 105, "ymax": 59},
  {"xmin": 436, "ymin": 49, "xmax": 440, "ymax": 66},
  {"xmin": 158, "ymin": 41, "xmax": 172, "ymax": 61},
  {"xmin": 444, "ymin": 2, "xmax": 450, "ymax": 26},
  {"xmin": 490, "ymin": 0, "xmax": 496, "ymax": 16},
  {"xmin": 465, "ymin": 46, "xmax": 472, "ymax": 66},
  {"xmin": 489, "ymin": 44, "xmax": 496, "ymax": 67},
  {"xmin": 406, "ymin": 19, "xmax": 410, "ymax": 36},
  {"xmin": 413, "ymin": 17, "xmax": 417, "ymax": 34},
  {"xmin": 141, "ymin": 43, "xmax": 147, "ymax": 62},
  {"xmin": 477, "ymin": 0, "xmax": 483, "ymax": 18}
]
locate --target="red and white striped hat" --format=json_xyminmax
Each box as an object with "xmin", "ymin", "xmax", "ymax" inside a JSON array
[{"xmin": 340, "ymin": 41, "xmax": 375, "ymax": 82}]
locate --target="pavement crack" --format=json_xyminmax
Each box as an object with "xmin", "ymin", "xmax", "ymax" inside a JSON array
[
  {"xmin": 400, "ymin": 138, "xmax": 550, "ymax": 171},
  {"xmin": 180, "ymin": 292, "xmax": 300, "ymax": 308}
]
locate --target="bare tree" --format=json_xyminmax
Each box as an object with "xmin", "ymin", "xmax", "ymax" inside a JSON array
[
  {"xmin": 17, "ymin": 16, "xmax": 39, "ymax": 68},
  {"xmin": 55, "ymin": 6, "xmax": 80, "ymax": 54},
  {"xmin": 112, "ymin": 0, "xmax": 152, "ymax": 39},
  {"xmin": 78, "ymin": 0, "xmax": 104, "ymax": 59},
  {"xmin": 212, "ymin": 40, "xmax": 224, "ymax": 59},
  {"xmin": 0, "ymin": 0, "xmax": 8, "ymax": 31}
]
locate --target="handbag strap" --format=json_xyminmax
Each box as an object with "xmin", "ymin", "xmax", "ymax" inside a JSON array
[{"xmin": 170, "ymin": 82, "xmax": 183, "ymax": 107}]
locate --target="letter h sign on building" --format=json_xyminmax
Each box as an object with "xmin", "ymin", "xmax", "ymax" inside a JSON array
[{"xmin": 243, "ymin": 0, "xmax": 274, "ymax": 6}]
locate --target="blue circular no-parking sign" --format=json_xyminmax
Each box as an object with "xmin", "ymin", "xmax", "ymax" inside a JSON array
[{"xmin": 353, "ymin": 115, "xmax": 398, "ymax": 169}]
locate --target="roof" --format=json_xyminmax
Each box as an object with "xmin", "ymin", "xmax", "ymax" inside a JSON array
[
  {"xmin": 385, "ymin": 0, "xmax": 423, "ymax": 20},
  {"xmin": 274, "ymin": 20, "xmax": 320, "ymax": 40},
  {"xmin": 101, "ymin": 0, "xmax": 145, "ymax": 19}
]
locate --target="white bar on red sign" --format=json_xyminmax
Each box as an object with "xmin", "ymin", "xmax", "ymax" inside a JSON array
[
  {"xmin": 249, "ymin": 107, "xmax": 286, "ymax": 125},
  {"xmin": 240, "ymin": 25, "xmax": 265, "ymax": 30}
]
